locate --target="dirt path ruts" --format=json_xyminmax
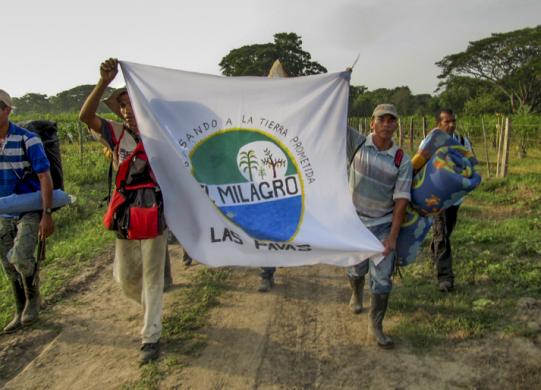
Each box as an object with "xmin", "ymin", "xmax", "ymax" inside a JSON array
[{"xmin": 2, "ymin": 250, "xmax": 541, "ymax": 389}]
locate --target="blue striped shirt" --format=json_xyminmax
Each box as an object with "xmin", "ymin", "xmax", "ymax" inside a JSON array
[
  {"xmin": 347, "ymin": 129, "xmax": 412, "ymax": 227},
  {"xmin": 0, "ymin": 122, "xmax": 50, "ymax": 198}
]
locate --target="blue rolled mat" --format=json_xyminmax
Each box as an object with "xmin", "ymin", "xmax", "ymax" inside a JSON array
[
  {"xmin": 411, "ymin": 146, "xmax": 481, "ymax": 216},
  {"xmin": 396, "ymin": 206, "xmax": 433, "ymax": 267},
  {"xmin": 396, "ymin": 130, "xmax": 481, "ymax": 266},
  {"xmin": 0, "ymin": 189, "xmax": 74, "ymax": 214}
]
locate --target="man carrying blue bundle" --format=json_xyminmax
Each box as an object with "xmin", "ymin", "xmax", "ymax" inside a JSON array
[
  {"xmin": 0, "ymin": 89, "xmax": 55, "ymax": 333},
  {"xmin": 425, "ymin": 109, "xmax": 473, "ymax": 293},
  {"xmin": 346, "ymin": 103, "xmax": 412, "ymax": 349}
]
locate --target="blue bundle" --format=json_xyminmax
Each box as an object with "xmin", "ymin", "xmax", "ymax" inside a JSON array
[{"xmin": 0, "ymin": 189, "xmax": 74, "ymax": 214}]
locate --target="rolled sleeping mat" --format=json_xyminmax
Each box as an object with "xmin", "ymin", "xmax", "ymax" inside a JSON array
[
  {"xmin": 411, "ymin": 128, "xmax": 477, "ymax": 171},
  {"xmin": 411, "ymin": 146, "xmax": 482, "ymax": 216},
  {"xmin": 0, "ymin": 189, "xmax": 75, "ymax": 214},
  {"xmin": 396, "ymin": 206, "xmax": 433, "ymax": 267}
]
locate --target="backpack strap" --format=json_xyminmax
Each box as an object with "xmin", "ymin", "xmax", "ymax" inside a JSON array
[
  {"xmin": 348, "ymin": 138, "xmax": 366, "ymax": 168},
  {"xmin": 114, "ymin": 127, "xmax": 126, "ymax": 164},
  {"xmin": 394, "ymin": 148, "xmax": 404, "ymax": 168}
]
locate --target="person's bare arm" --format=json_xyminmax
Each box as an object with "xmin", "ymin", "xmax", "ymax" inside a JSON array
[
  {"xmin": 382, "ymin": 198, "xmax": 409, "ymax": 256},
  {"xmin": 37, "ymin": 171, "xmax": 54, "ymax": 239},
  {"xmin": 79, "ymin": 58, "xmax": 118, "ymax": 132}
]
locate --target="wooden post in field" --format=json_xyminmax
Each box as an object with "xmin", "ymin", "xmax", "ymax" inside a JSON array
[
  {"xmin": 77, "ymin": 121, "xmax": 84, "ymax": 165},
  {"xmin": 500, "ymin": 117, "xmax": 511, "ymax": 178},
  {"xmin": 358, "ymin": 118, "xmax": 362, "ymax": 134},
  {"xmin": 481, "ymin": 116, "xmax": 490, "ymax": 177},
  {"xmin": 496, "ymin": 117, "xmax": 503, "ymax": 176},
  {"xmin": 422, "ymin": 116, "xmax": 427, "ymax": 138},
  {"xmin": 409, "ymin": 117, "xmax": 414, "ymax": 150}
]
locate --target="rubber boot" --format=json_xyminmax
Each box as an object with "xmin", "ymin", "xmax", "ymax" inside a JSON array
[
  {"xmin": 348, "ymin": 276, "xmax": 364, "ymax": 314},
  {"xmin": 3, "ymin": 278, "xmax": 26, "ymax": 333},
  {"xmin": 257, "ymin": 277, "xmax": 275, "ymax": 292},
  {"xmin": 21, "ymin": 274, "xmax": 41, "ymax": 326},
  {"xmin": 164, "ymin": 250, "xmax": 173, "ymax": 292},
  {"xmin": 369, "ymin": 293, "xmax": 394, "ymax": 349}
]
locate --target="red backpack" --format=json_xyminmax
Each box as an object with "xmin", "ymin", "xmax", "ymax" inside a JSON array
[{"xmin": 103, "ymin": 142, "xmax": 165, "ymax": 240}]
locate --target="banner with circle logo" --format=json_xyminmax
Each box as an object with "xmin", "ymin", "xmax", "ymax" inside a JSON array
[{"xmin": 120, "ymin": 61, "xmax": 384, "ymax": 267}]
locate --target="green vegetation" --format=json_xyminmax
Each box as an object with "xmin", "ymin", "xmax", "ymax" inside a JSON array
[
  {"xmin": 437, "ymin": 25, "xmax": 541, "ymax": 113},
  {"xmin": 391, "ymin": 146, "xmax": 541, "ymax": 350},
  {"xmin": 219, "ymin": 32, "xmax": 326, "ymax": 77},
  {"xmin": 12, "ymin": 86, "xmax": 114, "ymax": 115}
]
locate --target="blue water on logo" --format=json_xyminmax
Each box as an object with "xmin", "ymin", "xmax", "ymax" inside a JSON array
[{"xmin": 219, "ymin": 195, "xmax": 302, "ymax": 241}]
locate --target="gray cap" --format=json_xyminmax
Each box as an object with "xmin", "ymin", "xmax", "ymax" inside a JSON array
[{"xmin": 372, "ymin": 103, "xmax": 398, "ymax": 119}]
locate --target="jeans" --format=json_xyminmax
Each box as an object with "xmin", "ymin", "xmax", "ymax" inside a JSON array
[{"xmin": 346, "ymin": 222, "xmax": 395, "ymax": 294}]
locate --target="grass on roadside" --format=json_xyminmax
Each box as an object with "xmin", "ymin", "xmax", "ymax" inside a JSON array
[{"xmin": 391, "ymin": 146, "xmax": 541, "ymax": 351}]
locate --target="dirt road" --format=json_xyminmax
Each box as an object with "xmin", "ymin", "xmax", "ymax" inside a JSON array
[{"xmin": 1, "ymin": 246, "xmax": 540, "ymax": 389}]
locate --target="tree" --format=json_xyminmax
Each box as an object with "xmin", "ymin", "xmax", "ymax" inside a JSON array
[
  {"xmin": 12, "ymin": 85, "xmax": 114, "ymax": 115},
  {"xmin": 436, "ymin": 25, "xmax": 541, "ymax": 112},
  {"xmin": 348, "ymin": 85, "xmax": 367, "ymax": 116},
  {"xmin": 49, "ymin": 84, "xmax": 112, "ymax": 113},
  {"xmin": 261, "ymin": 148, "xmax": 286, "ymax": 179},
  {"xmin": 463, "ymin": 94, "xmax": 508, "ymax": 116},
  {"xmin": 12, "ymin": 93, "xmax": 51, "ymax": 114},
  {"xmin": 239, "ymin": 150, "xmax": 259, "ymax": 181},
  {"xmin": 220, "ymin": 32, "xmax": 327, "ymax": 76}
]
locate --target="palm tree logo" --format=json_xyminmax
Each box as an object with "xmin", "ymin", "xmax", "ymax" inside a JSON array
[
  {"xmin": 237, "ymin": 141, "xmax": 288, "ymax": 182},
  {"xmin": 238, "ymin": 150, "xmax": 259, "ymax": 181}
]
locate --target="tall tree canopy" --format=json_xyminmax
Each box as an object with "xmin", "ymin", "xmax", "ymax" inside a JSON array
[
  {"xmin": 436, "ymin": 25, "xmax": 541, "ymax": 112},
  {"xmin": 219, "ymin": 33, "xmax": 327, "ymax": 76},
  {"xmin": 13, "ymin": 85, "xmax": 113, "ymax": 115}
]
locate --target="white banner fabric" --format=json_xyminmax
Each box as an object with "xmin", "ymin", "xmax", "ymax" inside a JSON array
[{"xmin": 120, "ymin": 61, "xmax": 384, "ymax": 267}]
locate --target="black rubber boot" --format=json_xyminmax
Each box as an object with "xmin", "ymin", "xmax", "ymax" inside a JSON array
[
  {"xmin": 3, "ymin": 278, "xmax": 26, "ymax": 333},
  {"xmin": 348, "ymin": 276, "xmax": 364, "ymax": 314},
  {"xmin": 257, "ymin": 277, "xmax": 275, "ymax": 292},
  {"xmin": 369, "ymin": 293, "xmax": 394, "ymax": 349},
  {"xmin": 21, "ymin": 274, "xmax": 41, "ymax": 326}
]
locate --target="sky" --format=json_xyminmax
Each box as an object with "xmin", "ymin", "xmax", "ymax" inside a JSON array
[{"xmin": 3, "ymin": 0, "xmax": 540, "ymax": 98}]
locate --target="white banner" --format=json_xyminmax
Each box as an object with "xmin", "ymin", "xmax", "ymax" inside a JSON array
[{"xmin": 120, "ymin": 61, "xmax": 383, "ymax": 267}]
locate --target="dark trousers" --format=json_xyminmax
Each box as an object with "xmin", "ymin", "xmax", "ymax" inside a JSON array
[
  {"xmin": 430, "ymin": 205, "xmax": 459, "ymax": 284},
  {"xmin": 260, "ymin": 267, "xmax": 276, "ymax": 280}
]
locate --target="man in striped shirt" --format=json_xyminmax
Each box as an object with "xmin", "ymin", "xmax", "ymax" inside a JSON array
[
  {"xmin": 0, "ymin": 89, "xmax": 55, "ymax": 332},
  {"xmin": 346, "ymin": 104, "xmax": 412, "ymax": 349}
]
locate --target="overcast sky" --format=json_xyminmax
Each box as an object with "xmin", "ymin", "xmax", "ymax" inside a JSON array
[{"xmin": 4, "ymin": 0, "xmax": 540, "ymax": 98}]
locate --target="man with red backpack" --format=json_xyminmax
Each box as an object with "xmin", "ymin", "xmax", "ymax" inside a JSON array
[
  {"xmin": 80, "ymin": 58, "xmax": 167, "ymax": 364},
  {"xmin": 346, "ymin": 104, "xmax": 412, "ymax": 349}
]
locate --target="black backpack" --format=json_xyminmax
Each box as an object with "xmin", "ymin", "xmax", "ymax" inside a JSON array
[{"xmin": 17, "ymin": 120, "xmax": 64, "ymax": 190}]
